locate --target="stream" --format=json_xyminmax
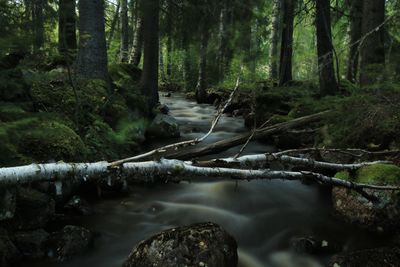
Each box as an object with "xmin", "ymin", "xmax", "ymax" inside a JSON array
[{"xmin": 34, "ymin": 93, "xmax": 386, "ymax": 267}]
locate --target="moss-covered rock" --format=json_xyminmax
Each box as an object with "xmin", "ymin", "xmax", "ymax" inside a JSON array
[{"xmin": 333, "ymin": 164, "xmax": 400, "ymax": 233}]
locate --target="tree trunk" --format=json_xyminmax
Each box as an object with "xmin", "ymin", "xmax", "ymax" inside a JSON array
[
  {"xmin": 346, "ymin": 0, "xmax": 363, "ymax": 83},
  {"xmin": 120, "ymin": 0, "xmax": 129, "ymax": 62},
  {"xmin": 32, "ymin": 0, "xmax": 45, "ymax": 51},
  {"xmin": 159, "ymin": 41, "xmax": 166, "ymax": 82},
  {"xmin": 76, "ymin": 0, "xmax": 109, "ymax": 81},
  {"xmin": 58, "ymin": 0, "xmax": 77, "ymax": 57},
  {"xmin": 279, "ymin": 0, "xmax": 295, "ymax": 86},
  {"xmin": 195, "ymin": 27, "xmax": 209, "ymax": 104},
  {"xmin": 107, "ymin": 1, "xmax": 120, "ymax": 49},
  {"xmin": 359, "ymin": 0, "xmax": 385, "ymax": 86},
  {"xmin": 166, "ymin": 0, "xmax": 173, "ymax": 78},
  {"xmin": 217, "ymin": 0, "xmax": 229, "ymax": 82},
  {"xmin": 140, "ymin": 0, "xmax": 159, "ymax": 110},
  {"xmin": 269, "ymin": 0, "xmax": 282, "ymax": 82},
  {"xmin": 129, "ymin": 2, "xmax": 143, "ymax": 67},
  {"xmin": 315, "ymin": 0, "xmax": 338, "ymax": 96}
]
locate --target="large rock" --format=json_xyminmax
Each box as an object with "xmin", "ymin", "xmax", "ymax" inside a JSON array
[
  {"xmin": 13, "ymin": 229, "xmax": 50, "ymax": 259},
  {"xmin": 333, "ymin": 164, "xmax": 400, "ymax": 233},
  {"xmin": 50, "ymin": 225, "xmax": 93, "ymax": 261},
  {"xmin": 0, "ymin": 228, "xmax": 20, "ymax": 267},
  {"xmin": 329, "ymin": 247, "xmax": 400, "ymax": 267},
  {"xmin": 123, "ymin": 222, "xmax": 238, "ymax": 267},
  {"xmin": 9, "ymin": 187, "xmax": 55, "ymax": 230},
  {"xmin": 146, "ymin": 114, "xmax": 180, "ymax": 139}
]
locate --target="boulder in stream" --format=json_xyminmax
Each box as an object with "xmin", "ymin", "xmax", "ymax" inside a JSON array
[
  {"xmin": 329, "ymin": 247, "xmax": 400, "ymax": 267},
  {"xmin": 123, "ymin": 222, "xmax": 238, "ymax": 267},
  {"xmin": 146, "ymin": 114, "xmax": 180, "ymax": 139}
]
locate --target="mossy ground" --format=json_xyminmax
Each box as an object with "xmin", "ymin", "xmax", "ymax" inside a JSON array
[{"xmin": 0, "ymin": 62, "xmax": 148, "ymax": 166}]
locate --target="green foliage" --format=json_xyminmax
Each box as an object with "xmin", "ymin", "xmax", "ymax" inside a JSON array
[{"xmin": 335, "ymin": 171, "xmax": 350, "ymax": 181}]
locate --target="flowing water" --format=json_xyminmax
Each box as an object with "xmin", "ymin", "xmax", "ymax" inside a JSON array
[{"xmin": 34, "ymin": 93, "xmax": 386, "ymax": 267}]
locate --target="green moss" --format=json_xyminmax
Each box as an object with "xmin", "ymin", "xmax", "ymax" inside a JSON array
[
  {"xmin": 335, "ymin": 171, "xmax": 350, "ymax": 181},
  {"xmin": 0, "ymin": 102, "xmax": 27, "ymax": 121},
  {"xmin": 356, "ymin": 164, "xmax": 400, "ymax": 185}
]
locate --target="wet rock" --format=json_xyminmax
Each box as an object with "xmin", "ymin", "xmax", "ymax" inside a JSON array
[
  {"xmin": 0, "ymin": 187, "xmax": 16, "ymax": 221},
  {"xmin": 332, "ymin": 187, "xmax": 400, "ymax": 233},
  {"xmin": 50, "ymin": 225, "xmax": 93, "ymax": 260},
  {"xmin": 9, "ymin": 187, "xmax": 55, "ymax": 230},
  {"xmin": 157, "ymin": 104, "xmax": 170, "ymax": 115},
  {"xmin": 13, "ymin": 229, "xmax": 50, "ymax": 259},
  {"xmin": 63, "ymin": 196, "xmax": 94, "ymax": 216},
  {"xmin": 123, "ymin": 222, "xmax": 238, "ymax": 267},
  {"xmin": 163, "ymin": 92, "xmax": 172, "ymax": 97},
  {"xmin": 290, "ymin": 236, "xmax": 340, "ymax": 255},
  {"xmin": 329, "ymin": 247, "xmax": 400, "ymax": 267},
  {"xmin": 147, "ymin": 114, "xmax": 180, "ymax": 139},
  {"xmin": 0, "ymin": 228, "xmax": 21, "ymax": 267}
]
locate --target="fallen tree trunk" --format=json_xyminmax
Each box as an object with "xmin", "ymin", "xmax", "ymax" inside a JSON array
[
  {"xmin": 0, "ymin": 158, "xmax": 398, "ymax": 193},
  {"xmin": 165, "ymin": 111, "xmax": 330, "ymax": 160}
]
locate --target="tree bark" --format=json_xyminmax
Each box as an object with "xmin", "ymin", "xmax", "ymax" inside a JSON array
[
  {"xmin": 279, "ymin": 0, "xmax": 295, "ymax": 86},
  {"xmin": 166, "ymin": 0, "xmax": 173, "ymax": 78},
  {"xmin": 346, "ymin": 0, "xmax": 363, "ymax": 83},
  {"xmin": 359, "ymin": 0, "xmax": 385, "ymax": 86},
  {"xmin": 140, "ymin": 0, "xmax": 159, "ymax": 110},
  {"xmin": 76, "ymin": 0, "xmax": 109, "ymax": 81},
  {"xmin": 316, "ymin": 0, "xmax": 338, "ymax": 96},
  {"xmin": 217, "ymin": 0, "xmax": 229, "ymax": 82},
  {"xmin": 107, "ymin": 1, "xmax": 120, "ymax": 49},
  {"xmin": 269, "ymin": 0, "xmax": 282, "ymax": 82},
  {"xmin": 1, "ymin": 158, "xmax": 396, "ymax": 194},
  {"xmin": 32, "ymin": 0, "xmax": 45, "ymax": 51},
  {"xmin": 195, "ymin": 26, "xmax": 209, "ymax": 103},
  {"xmin": 58, "ymin": 0, "xmax": 77, "ymax": 56},
  {"xmin": 129, "ymin": 1, "xmax": 143, "ymax": 67},
  {"xmin": 120, "ymin": 0, "xmax": 129, "ymax": 62}
]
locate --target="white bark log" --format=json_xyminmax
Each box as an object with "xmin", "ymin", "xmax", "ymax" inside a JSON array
[{"xmin": 0, "ymin": 158, "xmax": 398, "ymax": 192}]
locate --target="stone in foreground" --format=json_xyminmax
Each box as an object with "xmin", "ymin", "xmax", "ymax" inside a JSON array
[{"xmin": 123, "ymin": 222, "xmax": 238, "ymax": 267}]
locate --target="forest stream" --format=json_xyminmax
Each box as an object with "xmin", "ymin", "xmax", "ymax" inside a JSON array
[{"xmin": 31, "ymin": 93, "xmax": 389, "ymax": 267}]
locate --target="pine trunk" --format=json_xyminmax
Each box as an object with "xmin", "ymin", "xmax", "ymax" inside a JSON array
[
  {"xmin": 195, "ymin": 27, "xmax": 209, "ymax": 104},
  {"xmin": 346, "ymin": 0, "xmax": 363, "ymax": 83},
  {"xmin": 120, "ymin": 0, "xmax": 129, "ymax": 62},
  {"xmin": 58, "ymin": 0, "xmax": 77, "ymax": 56},
  {"xmin": 316, "ymin": 0, "xmax": 338, "ymax": 96},
  {"xmin": 269, "ymin": 0, "xmax": 281, "ymax": 82},
  {"xmin": 279, "ymin": 0, "xmax": 295, "ymax": 86}
]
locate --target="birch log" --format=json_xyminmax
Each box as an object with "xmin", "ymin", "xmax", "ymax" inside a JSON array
[{"xmin": 0, "ymin": 158, "xmax": 398, "ymax": 192}]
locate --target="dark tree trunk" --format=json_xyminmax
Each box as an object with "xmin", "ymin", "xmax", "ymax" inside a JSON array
[
  {"xmin": 359, "ymin": 0, "xmax": 385, "ymax": 86},
  {"xmin": 166, "ymin": 0, "xmax": 173, "ymax": 78},
  {"xmin": 58, "ymin": 0, "xmax": 77, "ymax": 57},
  {"xmin": 129, "ymin": 0, "xmax": 143, "ymax": 67},
  {"xmin": 269, "ymin": 0, "xmax": 282, "ymax": 82},
  {"xmin": 32, "ymin": 0, "xmax": 45, "ymax": 51},
  {"xmin": 76, "ymin": 0, "xmax": 109, "ymax": 81},
  {"xmin": 195, "ymin": 27, "xmax": 209, "ymax": 104},
  {"xmin": 279, "ymin": 0, "xmax": 295, "ymax": 86},
  {"xmin": 120, "ymin": 0, "xmax": 129, "ymax": 62},
  {"xmin": 107, "ymin": 1, "xmax": 120, "ymax": 49},
  {"xmin": 316, "ymin": 0, "xmax": 338, "ymax": 96},
  {"xmin": 140, "ymin": 0, "xmax": 159, "ymax": 110},
  {"xmin": 217, "ymin": 0, "xmax": 229, "ymax": 82},
  {"xmin": 346, "ymin": 0, "xmax": 363, "ymax": 83}
]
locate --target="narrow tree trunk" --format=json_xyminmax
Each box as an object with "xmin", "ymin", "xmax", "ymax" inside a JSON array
[
  {"xmin": 166, "ymin": 0, "xmax": 173, "ymax": 78},
  {"xmin": 140, "ymin": 0, "xmax": 159, "ymax": 110},
  {"xmin": 217, "ymin": 0, "xmax": 229, "ymax": 82},
  {"xmin": 316, "ymin": 0, "xmax": 338, "ymax": 96},
  {"xmin": 76, "ymin": 0, "xmax": 109, "ymax": 81},
  {"xmin": 107, "ymin": 1, "xmax": 120, "ymax": 49},
  {"xmin": 120, "ymin": 0, "xmax": 129, "ymax": 62},
  {"xmin": 32, "ymin": 0, "xmax": 45, "ymax": 51},
  {"xmin": 269, "ymin": 0, "xmax": 282, "ymax": 82},
  {"xmin": 359, "ymin": 0, "xmax": 385, "ymax": 86},
  {"xmin": 58, "ymin": 0, "xmax": 77, "ymax": 57},
  {"xmin": 346, "ymin": 0, "xmax": 363, "ymax": 83},
  {"xmin": 279, "ymin": 0, "xmax": 295, "ymax": 86},
  {"xmin": 129, "ymin": 6, "xmax": 143, "ymax": 67},
  {"xmin": 195, "ymin": 27, "xmax": 209, "ymax": 103},
  {"xmin": 159, "ymin": 41, "xmax": 166, "ymax": 82}
]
